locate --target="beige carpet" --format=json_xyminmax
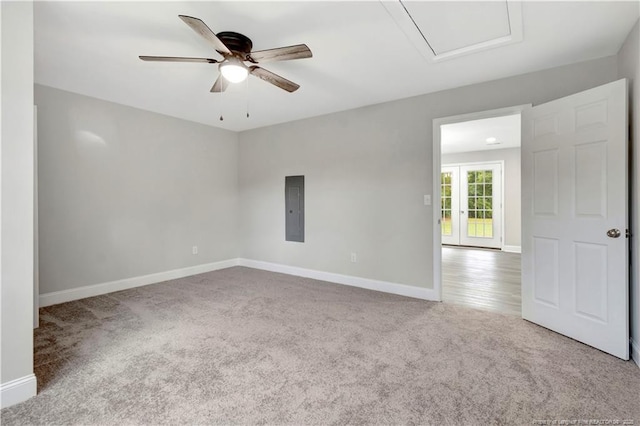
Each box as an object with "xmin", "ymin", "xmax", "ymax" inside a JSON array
[{"xmin": 2, "ymin": 266, "xmax": 639, "ymax": 425}]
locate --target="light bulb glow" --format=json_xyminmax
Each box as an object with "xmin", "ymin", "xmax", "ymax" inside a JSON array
[{"xmin": 220, "ymin": 60, "xmax": 248, "ymax": 83}]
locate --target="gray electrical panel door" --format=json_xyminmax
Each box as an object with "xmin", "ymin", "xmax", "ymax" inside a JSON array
[{"xmin": 285, "ymin": 176, "xmax": 304, "ymax": 242}]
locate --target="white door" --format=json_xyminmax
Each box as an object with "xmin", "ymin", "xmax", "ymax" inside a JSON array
[
  {"xmin": 521, "ymin": 79, "xmax": 628, "ymax": 359},
  {"xmin": 441, "ymin": 166, "xmax": 460, "ymax": 245},
  {"xmin": 459, "ymin": 163, "xmax": 502, "ymax": 248},
  {"xmin": 441, "ymin": 163, "xmax": 502, "ymax": 249}
]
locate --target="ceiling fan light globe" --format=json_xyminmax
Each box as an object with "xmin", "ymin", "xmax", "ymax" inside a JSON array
[{"xmin": 220, "ymin": 63, "xmax": 248, "ymax": 83}]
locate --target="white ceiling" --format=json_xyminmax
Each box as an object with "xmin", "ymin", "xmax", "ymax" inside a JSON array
[
  {"xmin": 441, "ymin": 114, "xmax": 521, "ymax": 155},
  {"xmin": 34, "ymin": 1, "xmax": 639, "ymax": 132}
]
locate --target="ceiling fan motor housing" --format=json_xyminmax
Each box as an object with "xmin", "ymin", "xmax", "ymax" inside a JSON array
[{"xmin": 216, "ymin": 31, "xmax": 253, "ymax": 58}]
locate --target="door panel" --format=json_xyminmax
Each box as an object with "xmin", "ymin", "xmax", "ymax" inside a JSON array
[
  {"xmin": 575, "ymin": 142, "xmax": 607, "ymax": 217},
  {"xmin": 574, "ymin": 242, "xmax": 608, "ymax": 322},
  {"xmin": 533, "ymin": 149, "xmax": 559, "ymax": 216},
  {"xmin": 460, "ymin": 163, "xmax": 502, "ymax": 248},
  {"xmin": 441, "ymin": 166, "xmax": 459, "ymax": 245},
  {"xmin": 521, "ymin": 79, "xmax": 628, "ymax": 359},
  {"xmin": 533, "ymin": 236, "xmax": 559, "ymax": 307}
]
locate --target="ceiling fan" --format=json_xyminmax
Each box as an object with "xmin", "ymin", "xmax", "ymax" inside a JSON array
[{"xmin": 139, "ymin": 15, "xmax": 312, "ymax": 93}]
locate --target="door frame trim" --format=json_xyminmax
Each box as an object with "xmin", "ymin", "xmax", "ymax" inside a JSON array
[{"xmin": 432, "ymin": 104, "xmax": 531, "ymax": 301}]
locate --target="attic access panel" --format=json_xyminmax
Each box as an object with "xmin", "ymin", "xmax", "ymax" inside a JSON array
[
  {"xmin": 382, "ymin": 0, "xmax": 523, "ymax": 62},
  {"xmin": 407, "ymin": 2, "xmax": 510, "ymax": 54}
]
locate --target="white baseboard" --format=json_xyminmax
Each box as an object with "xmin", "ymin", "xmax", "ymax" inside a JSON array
[
  {"xmin": 503, "ymin": 245, "xmax": 522, "ymax": 253},
  {"xmin": 39, "ymin": 257, "xmax": 438, "ymax": 308},
  {"xmin": 1, "ymin": 374, "xmax": 37, "ymax": 409},
  {"xmin": 632, "ymin": 338, "xmax": 640, "ymax": 369},
  {"xmin": 39, "ymin": 259, "xmax": 239, "ymax": 307},
  {"xmin": 238, "ymin": 258, "xmax": 438, "ymax": 301}
]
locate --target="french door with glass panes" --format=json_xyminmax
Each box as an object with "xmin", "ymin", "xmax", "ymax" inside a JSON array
[
  {"xmin": 441, "ymin": 162, "xmax": 502, "ymax": 249},
  {"xmin": 441, "ymin": 166, "xmax": 460, "ymax": 245}
]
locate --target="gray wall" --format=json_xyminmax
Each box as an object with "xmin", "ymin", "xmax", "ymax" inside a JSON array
[
  {"xmin": 36, "ymin": 85, "xmax": 239, "ymax": 294},
  {"xmin": 617, "ymin": 18, "xmax": 640, "ymax": 365},
  {"xmin": 1, "ymin": 1, "xmax": 35, "ymax": 387},
  {"xmin": 239, "ymin": 56, "xmax": 618, "ymax": 289},
  {"xmin": 442, "ymin": 147, "xmax": 521, "ymax": 248}
]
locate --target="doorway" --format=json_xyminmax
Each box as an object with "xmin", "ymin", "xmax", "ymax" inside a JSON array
[
  {"xmin": 432, "ymin": 104, "xmax": 529, "ymax": 314},
  {"xmin": 433, "ymin": 80, "xmax": 629, "ymax": 359}
]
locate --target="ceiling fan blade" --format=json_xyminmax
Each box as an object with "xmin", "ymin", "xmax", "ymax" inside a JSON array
[
  {"xmin": 210, "ymin": 74, "xmax": 229, "ymax": 93},
  {"xmin": 249, "ymin": 66, "xmax": 300, "ymax": 93},
  {"xmin": 139, "ymin": 56, "xmax": 218, "ymax": 63},
  {"xmin": 178, "ymin": 15, "xmax": 231, "ymax": 55},
  {"xmin": 249, "ymin": 44, "xmax": 312, "ymax": 63}
]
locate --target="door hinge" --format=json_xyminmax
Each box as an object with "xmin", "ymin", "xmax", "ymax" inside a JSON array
[{"xmin": 626, "ymin": 229, "xmax": 631, "ymax": 238}]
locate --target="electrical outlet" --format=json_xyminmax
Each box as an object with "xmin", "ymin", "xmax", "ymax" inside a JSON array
[
  {"xmin": 350, "ymin": 252, "xmax": 357, "ymax": 263},
  {"xmin": 192, "ymin": 246, "xmax": 198, "ymax": 255}
]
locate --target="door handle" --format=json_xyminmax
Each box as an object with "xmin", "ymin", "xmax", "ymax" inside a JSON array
[
  {"xmin": 460, "ymin": 211, "xmax": 465, "ymax": 214},
  {"xmin": 607, "ymin": 228, "xmax": 621, "ymax": 238}
]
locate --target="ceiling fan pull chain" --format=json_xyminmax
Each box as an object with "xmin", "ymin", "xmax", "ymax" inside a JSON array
[
  {"xmin": 246, "ymin": 77, "xmax": 250, "ymax": 119},
  {"xmin": 220, "ymin": 81, "xmax": 224, "ymax": 121}
]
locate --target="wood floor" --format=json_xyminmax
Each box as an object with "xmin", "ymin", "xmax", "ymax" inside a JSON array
[{"xmin": 442, "ymin": 246, "xmax": 521, "ymax": 316}]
